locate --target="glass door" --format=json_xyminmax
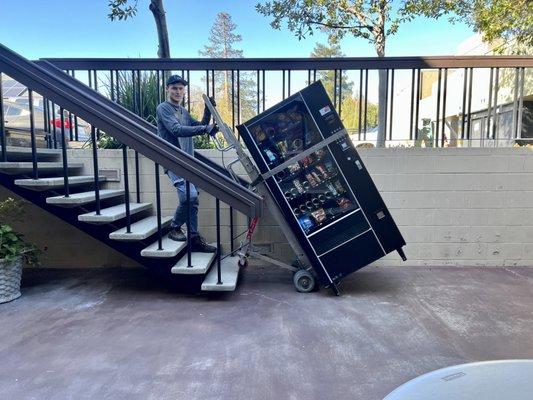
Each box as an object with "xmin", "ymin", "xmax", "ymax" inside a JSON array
[{"xmin": 274, "ymin": 146, "xmax": 360, "ymax": 236}]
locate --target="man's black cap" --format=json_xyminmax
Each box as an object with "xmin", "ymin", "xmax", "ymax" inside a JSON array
[{"xmin": 166, "ymin": 74, "xmax": 188, "ymax": 86}]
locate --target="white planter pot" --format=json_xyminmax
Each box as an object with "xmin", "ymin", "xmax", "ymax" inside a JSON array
[{"xmin": 0, "ymin": 256, "xmax": 23, "ymax": 303}]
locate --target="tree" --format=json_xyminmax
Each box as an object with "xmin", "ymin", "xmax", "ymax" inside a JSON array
[
  {"xmin": 309, "ymin": 42, "xmax": 379, "ymax": 132},
  {"xmin": 405, "ymin": 0, "xmax": 533, "ymax": 51},
  {"xmin": 108, "ymin": 0, "xmax": 170, "ymax": 58},
  {"xmin": 255, "ymin": 0, "xmax": 531, "ymax": 146},
  {"xmin": 198, "ymin": 12, "xmax": 257, "ymax": 126},
  {"xmin": 310, "ymin": 42, "xmax": 354, "ymax": 102}
]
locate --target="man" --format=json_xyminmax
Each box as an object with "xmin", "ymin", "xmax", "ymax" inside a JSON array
[{"xmin": 156, "ymin": 74, "xmax": 218, "ymax": 252}]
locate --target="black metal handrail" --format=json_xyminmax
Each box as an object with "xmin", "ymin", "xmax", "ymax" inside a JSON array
[
  {"xmin": 0, "ymin": 43, "xmax": 262, "ymax": 218},
  {"xmin": 42, "ymin": 56, "xmax": 533, "ymax": 70}
]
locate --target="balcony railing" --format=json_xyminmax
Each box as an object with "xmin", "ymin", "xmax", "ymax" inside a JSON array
[{"xmin": 28, "ymin": 55, "xmax": 533, "ymax": 149}]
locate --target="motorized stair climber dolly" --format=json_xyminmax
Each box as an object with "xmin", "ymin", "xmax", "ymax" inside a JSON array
[{"xmin": 203, "ymin": 95, "xmax": 322, "ymax": 294}]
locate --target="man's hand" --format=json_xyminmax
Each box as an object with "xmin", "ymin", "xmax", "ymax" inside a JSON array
[
  {"xmin": 208, "ymin": 96, "xmax": 217, "ymax": 107},
  {"xmin": 205, "ymin": 124, "xmax": 219, "ymax": 137}
]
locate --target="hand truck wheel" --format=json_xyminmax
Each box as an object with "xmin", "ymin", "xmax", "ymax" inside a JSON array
[{"xmin": 293, "ymin": 269, "xmax": 316, "ymax": 293}]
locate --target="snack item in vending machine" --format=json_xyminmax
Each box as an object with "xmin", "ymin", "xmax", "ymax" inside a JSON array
[
  {"xmin": 277, "ymin": 140, "xmax": 287, "ymax": 155},
  {"xmin": 311, "ymin": 208, "xmax": 327, "ymax": 223},
  {"xmin": 287, "ymin": 162, "xmax": 301, "ymax": 173},
  {"xmin": 324, "ymin": 160, "xmax": 335, "ymax": 174},
  {"xmin": 311, "ymin": 170, "xmax": 322, "ymax": 183},
  {"xmin": 293, "ymin": 179, "xmax": 305, "ymax": 193},
  {"xmin": 250, "ymin": 125, "xmax": 264, "ymax": 141},
  {"xmin": 337, "ymin": 197, "xmax": 352, "ymax": 210},
  {"xmin": 334, "ymin": 180, "xmax": 346, "ymax": 194},
  {"xmin": 326, "ymin": 182, "xmax": 338, "ymax": 196},
  {"xmin": 316, "ymin": 164, "xmax": 329, "ymax": 179},
  {"xmin": 298, "ymin": 215, "xmax": 315, "ymax": 232},
  {"xmin": 265, "ymin": 149, "xmax": 277, "ymax": 163},
  {"xmin": 315, "ymin": 148, "xmax": 326, "ymax": 159},
  {"xmin": 305, "ymin": 173, "xmax": 318, "ymax": 187},
  {"xmin": 301, "ymin": 155, "xmax": 314, "ymax": 167}
]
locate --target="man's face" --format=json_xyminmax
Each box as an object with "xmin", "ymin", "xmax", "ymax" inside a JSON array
[{"xmin": 166, "ymin": 83, "xmax": 186, "ymax": 104}]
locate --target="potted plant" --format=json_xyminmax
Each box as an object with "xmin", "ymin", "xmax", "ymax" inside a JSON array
[{"xmin": 0, "ymin": 197, "xmax": 39, "ymax": 303}]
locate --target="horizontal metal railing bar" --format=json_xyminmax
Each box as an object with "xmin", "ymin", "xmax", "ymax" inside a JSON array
[
  {"xmin": 42, "ymin": 56, "xmax": 533, "ymax": 71},
  {"xmin": 0, "ymin": 44, "xmax": 262, "ymax": 217}
]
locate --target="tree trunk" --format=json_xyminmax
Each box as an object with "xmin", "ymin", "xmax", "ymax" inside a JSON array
[
  {"xmin": 149, "ymin": 0, "xmax": 170, "ymax": 58},
  {"xmin": 375, "ymin": 0, "xmax": 387, "ymax": 147}
]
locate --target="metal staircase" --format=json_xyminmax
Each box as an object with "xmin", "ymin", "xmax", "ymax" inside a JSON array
[{"xmin": 0, "ymin": 44, "xmax": 261, "ymax": 292}]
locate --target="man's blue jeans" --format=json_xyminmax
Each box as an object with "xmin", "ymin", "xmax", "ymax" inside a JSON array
[{"xmin": 167, "ymin": 171, "xmax": 199, "ymax": 236}]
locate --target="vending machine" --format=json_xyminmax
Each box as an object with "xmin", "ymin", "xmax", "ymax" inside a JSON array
[{"xmin": 235, "ymin": 81, "xmax": 406, "ymax": 290}]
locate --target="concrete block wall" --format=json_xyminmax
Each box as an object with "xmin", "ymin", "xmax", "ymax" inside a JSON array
[
  {"xmin": 361, "ymin": 147, "xmax": 533, "ymax": 267},
  {"xmin": 3, "ymin": 147, "xmax": 532, "ymax": 268}
]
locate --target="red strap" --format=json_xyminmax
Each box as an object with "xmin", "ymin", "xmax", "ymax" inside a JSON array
[{"xmin": 246, "ymin": 217, "xmax": 259, "ymax": 241}]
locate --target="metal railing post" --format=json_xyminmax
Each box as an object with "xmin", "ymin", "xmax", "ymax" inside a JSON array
[
  {"xmin": 28, "ymin": 89, "xmax": 38, "ymax": 179},
  {"xmin": 186, "ymin": 180, "xmax": 193, "ymax": 268},
  {"xmin": 216, "ymin": 198, "xmax": 222, "ymax": 285},
  {"xmin": 122, "ymin": 145, "xmax": 131, "ymax": 233},
  {"xmin": 59, "ymin": 107, "xmax": 69, "ymax": 197},
  {"xmin": 155, "ymin": 163, "xmax": 163, "ymax": 250},
  {"xmin": 0, "ymin": 72, "xmax": 7, "ymax": 162},
  {"xmin": 90, "ymin": 126, "xmax": 101, "ymax": 215}
]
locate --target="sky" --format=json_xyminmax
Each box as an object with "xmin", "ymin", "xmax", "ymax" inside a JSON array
[{"xmin": 0, "ymin": 0, "xmax": 477, "ymax": 59}]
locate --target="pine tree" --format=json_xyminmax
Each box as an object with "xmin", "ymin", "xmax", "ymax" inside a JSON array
[{"xmin": 199, "ymin": 12, "xmax": 257, "ymax": 126}]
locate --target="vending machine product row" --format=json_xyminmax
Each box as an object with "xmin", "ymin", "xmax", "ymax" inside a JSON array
[{"xmin": 237, "ymin": 81, "xmax": 406, "ymax": 288}]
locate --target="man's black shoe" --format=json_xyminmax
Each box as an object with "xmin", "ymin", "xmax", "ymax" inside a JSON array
[
  {"xmin": 168, "ymin": 227, "xmax": 187, "ymax": 241},
  {"xmin": 190, "ymin": 235, "xmax": 217, "ymax": 253}
]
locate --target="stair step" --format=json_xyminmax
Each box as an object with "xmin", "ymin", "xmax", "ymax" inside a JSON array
[
  {"xmin": 0, "ymin": 161, "xmax": 83, "ymax": 175},
  {"xmin": 171, "ymin": 247, "xmax": 217, "ymax": 275},
  {"xmin": 109, "ymin": 215, "xmax": 173, "ymax": 241},
  {"xmin": 46, "ymin": 189, "xmax": 124, "ymax": 206},
  {"xmin": 141, "ymin": 234, "xmax": 187, "ymax": 258},
  {"xmin": 201, "ymin": 256, "xmax": 240, "ymax": 291},
  {"xmin": 15, "ymin": 175, "xmax": 107, "ymax": 191},
  {"xmin": 0, "ymin": 146, "xmax": 61, "ymax": 161},
  {"xmin": 78, "ymin": 202, "xmax": 152, "ymax": 224}
]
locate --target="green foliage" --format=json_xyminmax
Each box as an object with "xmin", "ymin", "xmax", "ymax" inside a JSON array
[
  {"xmin": 402, "ymin": 0, "xmax": 533, "ymax": 48},
  {"xmin": 97, "ymin": 133, "xmax": 122, "ymax": 149},
  {"xmin": 256, "ymin": 0, "xmax": 400, "ymax": 54},
  {"xmin": 257, "ymin": 0, "xmax": 532, "ymax": 53},
  {"xmin": 98, "ymin": 70, "xmax": 161, "ymax": 149},
  {"xmin": 310, "ymin": 42, "xmax": 354, "ymax": 101},
  {"xmin": 341, "ymin": 96, "xmax": 378, "ymax": 130},
  {"xmin": 108, "ymin": 0, "xmax": 138, "ymax": 21},
  {"xmin": 198, "ymin": 12, "xmax": 258, "ymax": 127},
  {"xmin": 0, "ymin": 198, "xmax": 39, "ymax": 265}
]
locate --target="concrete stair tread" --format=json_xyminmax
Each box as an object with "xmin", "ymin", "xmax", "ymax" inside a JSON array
[
  {"xmin": 109, "ymin": 215, "xmax": 173, "ymax": 241},
  {"xmin": 46, "ymin": 189, "xmax": 124, "ymax": 206},
  {"xmin": 15, "ymin": 175, "xmax": 107, "ymax": 190},
  {"xmin": 0, "ymin": 161, "xmax": 83, "ymax": 174},
  {"xmin": 171, "ymin": 247, "xmax": 217, "ymax": 274},
  {"xmin": 78, "ymin": 202, "xmax": 152, "ymax": 224},
  {"xmin": 201, "ymin": 256, "xmax": 240, "ymax": 291},
  {"xmin": 0, "ymin": 146, "xmax": 61, "ymax": 160},
  {"xmin": 141, "ymin": 234, "xmax": 187, "ymax": 258}
]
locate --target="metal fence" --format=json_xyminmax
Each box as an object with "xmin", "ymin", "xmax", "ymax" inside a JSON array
[{"xmin": 29, "ymin": 56, "xmax": 533, "ymax": 149}]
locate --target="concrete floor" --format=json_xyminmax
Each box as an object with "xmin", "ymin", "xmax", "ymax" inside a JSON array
[{"xmin": 1, "ymin": 266, "xmax": 533, "ymax": 400}]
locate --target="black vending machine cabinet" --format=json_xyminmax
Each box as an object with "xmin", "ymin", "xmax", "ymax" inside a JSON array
[{"xmin": 237, "ymin": 81, "xmax": 406, "ymax": 287}]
